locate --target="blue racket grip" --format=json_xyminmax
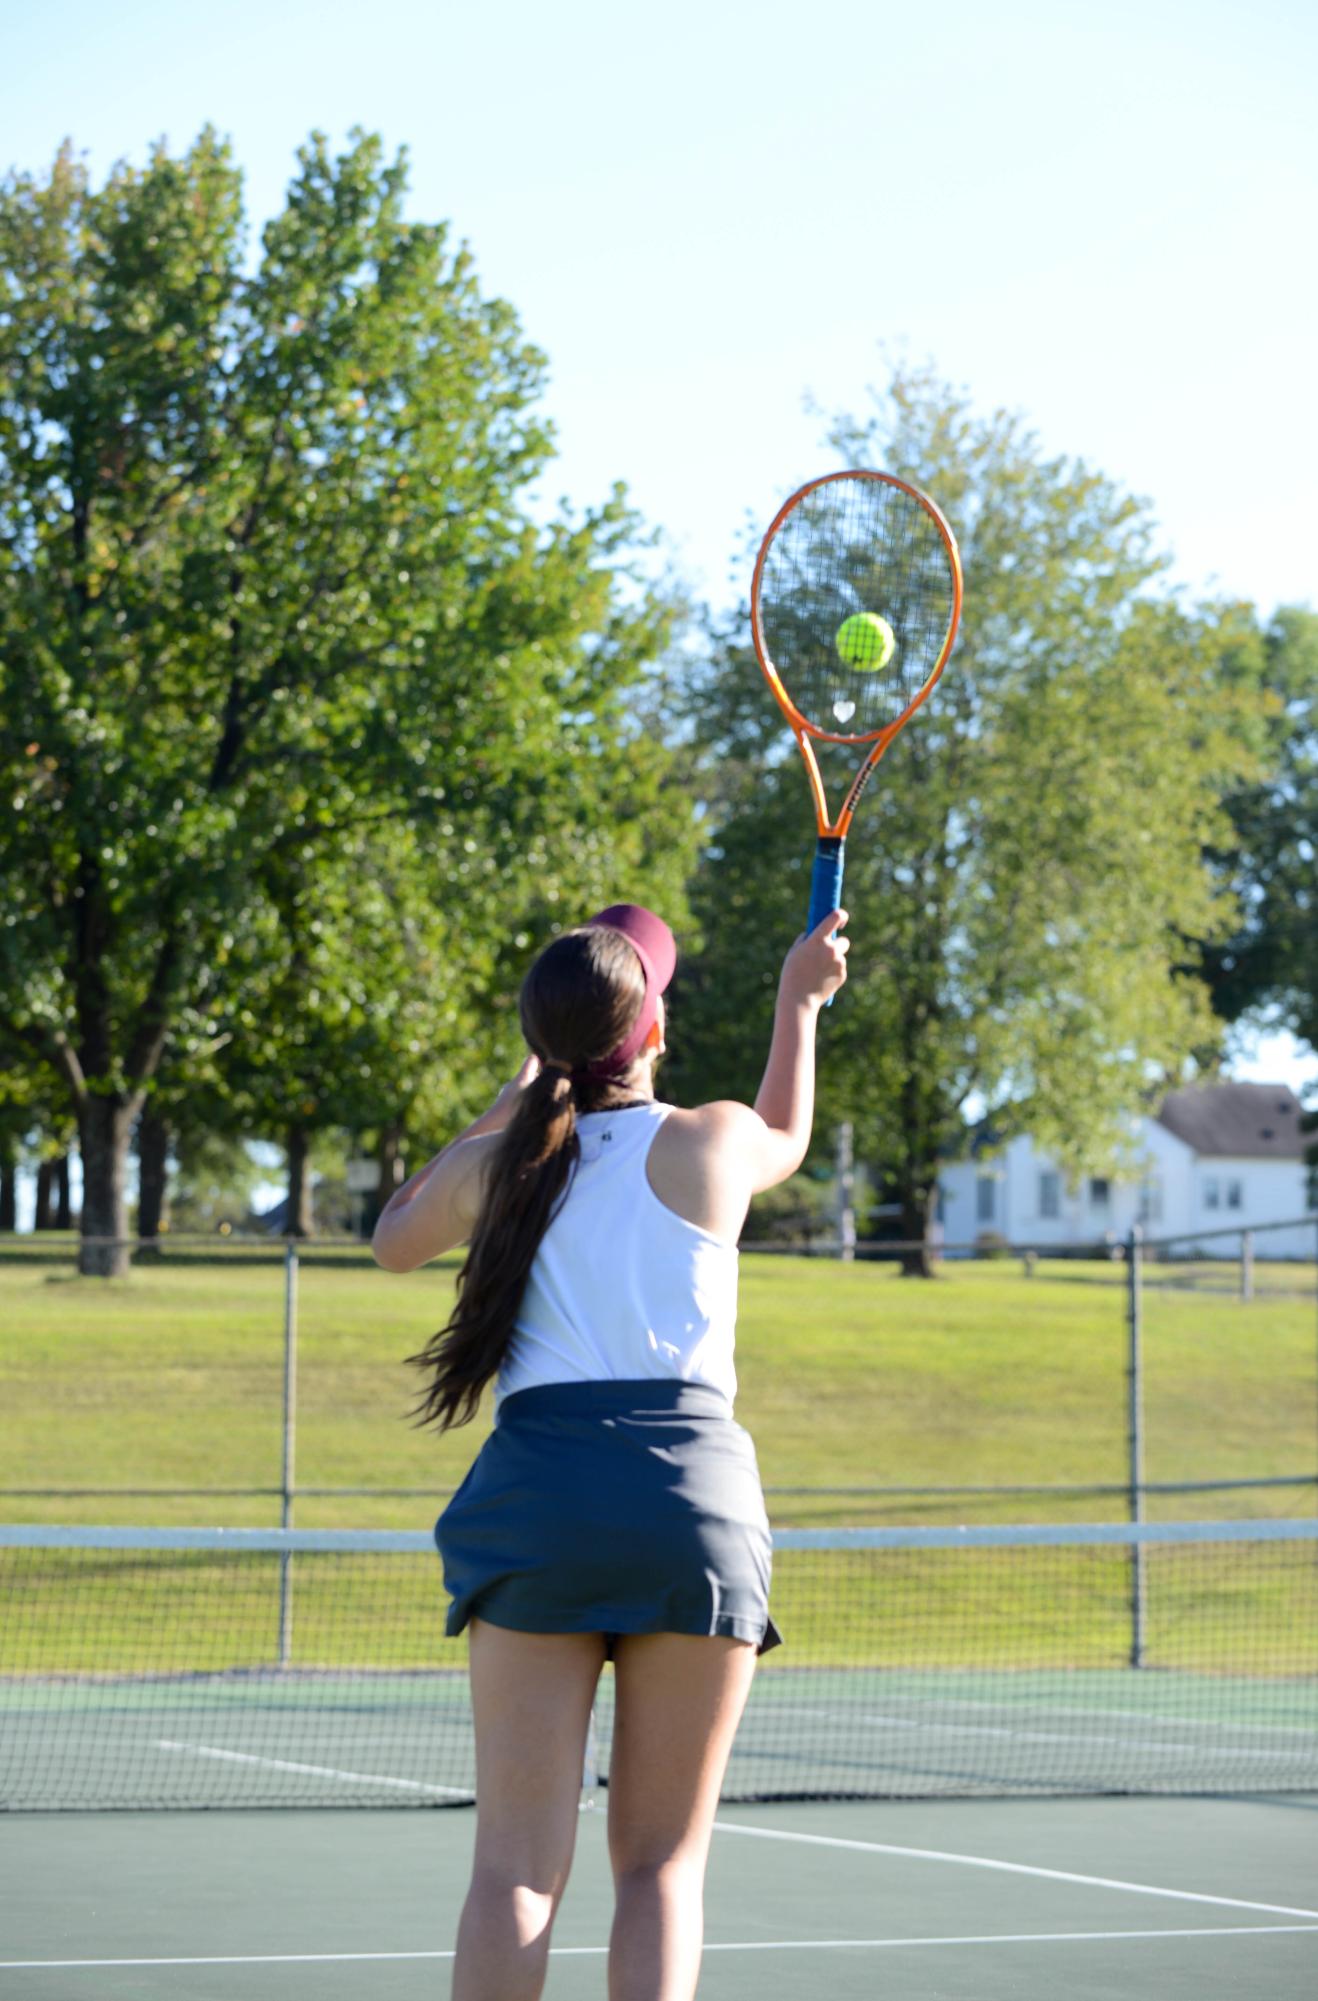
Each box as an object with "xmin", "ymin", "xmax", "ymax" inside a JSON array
[
  {"xmin": 807, "ymin": 838, "xmax": 845, "ymax": 934},
  {"xmin": 807, "ymin": 838, "xmax": 845, "ymax": 1006}
]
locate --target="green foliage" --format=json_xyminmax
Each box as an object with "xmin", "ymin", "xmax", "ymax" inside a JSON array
[
  {"xmin": 0, "ymin": 130, "xmax": 696, "ymax": 1262},
  {"xmin": 1193, "ymin": 605, "xmax": 1318, "ymax": 1186},
  {"xmin": 1197, "ymin": 608, "xmax": 1318, "ymax": 1046},
  {"xmin": 164, "ymin": 1129, "xmax": 267, "ymax": 1233},
  {"xmin": 0, "ymin": 1035, "xmax": 76, "ymax": 1191},
  {"xmin": 670, "ymin": 367, "xmax": 1262, "ymax": 1228}
]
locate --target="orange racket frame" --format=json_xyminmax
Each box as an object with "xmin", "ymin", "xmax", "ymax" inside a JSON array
[
  {"xmin": 751, "ymin": 468, "xmax": 962, "ymax": 960},
  {"xmin": 750, "ymin": 468, "xmax": 963, "ymax": 847}
]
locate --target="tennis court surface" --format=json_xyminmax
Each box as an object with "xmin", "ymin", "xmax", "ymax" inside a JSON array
[
  {"xmin": 4, "ymin": 1796, "xmax": 1317, "ymax": 1998},
  {"xmin": 3, "ymin": 1517, "xmax": 1315, "ymax": 1994}
]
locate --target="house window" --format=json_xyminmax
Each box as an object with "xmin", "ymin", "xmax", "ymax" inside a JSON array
[
  {"xmin": 1039, "ymin": 1172, "xmax": 1060, "ymax": 1220},
  {"xmin": 1226, "ymin": 1179, "xmax": 1243, "ymax": 1210},
  {"xmin": 1204, "ymin": 1177, "xmax": 1220, "ymax": 1211},
  {"xmin": 1139, "ymin": 1176, "xmax": 1163, "ymax": 1224},
  {"xmin": 976, "ymin": 1175, "xmax": 996, "ymax": 1223},
  {"xmin": 1089, "ymin": 1177, "xmax": 1110, "ymax": 1208}
]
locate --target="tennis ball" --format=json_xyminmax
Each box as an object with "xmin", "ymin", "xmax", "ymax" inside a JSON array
[{"xmin": 835, "ymin": 612, "xmax": 896, "ymax": 671}]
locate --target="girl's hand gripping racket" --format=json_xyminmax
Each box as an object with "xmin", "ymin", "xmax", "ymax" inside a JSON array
[{"xmin": 750, "ymin": 469, "xmax": 963, "ymax": 977}]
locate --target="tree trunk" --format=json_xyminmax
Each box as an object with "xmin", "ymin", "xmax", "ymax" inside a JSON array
[
  {"xmin": 368, "ymin": 1119, "xmax": 404, "ymax": 1237},
  {"xmin": 137, "ymin": 1108, "xmax": 171, "ymax": 1249},
  {"xmin": 55, "ymin": 1153, "xmax": 73, "ymax": 1230},
  {"xmin": 34, "ymin": 1159, "xmax": 55, "ymax": 1230},
  {"xmin": 285, "ymin": 1123, "xmax": 315, "ymax": 1238},
  {"xmin": 897, "ymin": 1182, "xmax": 938, "ymax": 1277},
  {"xmin": 0, "ymin": 1147, "xmax": 16, "ymax": 1232},
  {"xmin": 77, "ymin": 1099, "xmax": 136, "ymax": 1277}
]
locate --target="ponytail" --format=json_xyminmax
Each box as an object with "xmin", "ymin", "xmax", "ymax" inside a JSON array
[
  {"xmin": 406, "ymin": 1070, "xmax": 580, "ymax": 1431},
  {"xmin": 406, "ymin": 926, "xmax": 647, "ymax": 1431}
]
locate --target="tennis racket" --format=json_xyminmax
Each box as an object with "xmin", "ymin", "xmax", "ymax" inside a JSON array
[{"xmin": 750, "ymin": 468, "xmax": 963, "ymax": 946}]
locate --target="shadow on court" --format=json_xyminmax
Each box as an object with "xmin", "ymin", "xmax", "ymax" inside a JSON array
[{"xmin": 3, "ymin": 1795, "xmax": 1316, "ymax": 1999}]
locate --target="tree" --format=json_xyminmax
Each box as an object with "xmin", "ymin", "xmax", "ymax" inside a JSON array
[
  {"xmin": 212, "ymin": 671, "xmax": 696, "ymax": 1234},
  {"xmin": 670, "ymin": 367, "xmax": 1262, "ymax": 1271},
  {"xmin": 1193, "ymin": 606, "xmax": 1318, "ymax": 1192},
  {"xmin": 1197, "ymin": 609, "xmax": 1318, "ymax": 1044},
  {"xmin": 0, "ymin": 130, "xmax": 694, "ymax": 1273},
  {"xmin": 0, "ymin": 1047, "xmax": 76, "ymax": 1232}
]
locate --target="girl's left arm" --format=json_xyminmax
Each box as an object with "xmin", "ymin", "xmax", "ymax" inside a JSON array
[{"xmin": 371, "ymin": 1055, "xmax": 539, "ymax": 1271}]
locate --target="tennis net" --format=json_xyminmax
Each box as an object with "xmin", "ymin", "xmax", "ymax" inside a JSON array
[{"xmin": 2, "ymin": 1519, "xmax": 1314, "ymax": 1810}]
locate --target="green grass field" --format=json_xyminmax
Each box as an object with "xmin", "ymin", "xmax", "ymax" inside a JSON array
[{"xmin": 2, "ymin": 1244, "xmax": 1314, "ymax": 1532}]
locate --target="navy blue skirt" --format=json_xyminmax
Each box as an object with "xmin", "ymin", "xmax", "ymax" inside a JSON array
[{"xmin": 435, "ymin": 1379, "xmax": 781, "ymax": 1655}]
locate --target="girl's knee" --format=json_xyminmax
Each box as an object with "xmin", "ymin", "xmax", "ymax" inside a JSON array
[
  {"xmin": 468, "ymin": 1866, "xmax": 561, "ymax": 1934},
  {"xmin": 611, "ymin": 1850, "xmax": 705, "ymax": 1899},
  {"xmin": 471, "ymin": 1825, "xmax": 575, "ymax": 1906}
]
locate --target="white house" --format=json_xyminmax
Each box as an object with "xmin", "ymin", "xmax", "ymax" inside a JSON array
[{"xmin": 937, "ymin": 1082, "xmax": 1315, "ymax": 1258}]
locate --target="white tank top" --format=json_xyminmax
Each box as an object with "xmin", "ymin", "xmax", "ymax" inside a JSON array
[{"xmin": 495, "ymin": 1101, "xmax": 740, "ymax": 1408}]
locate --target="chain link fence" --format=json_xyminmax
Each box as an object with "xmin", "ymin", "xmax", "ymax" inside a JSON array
[{"xmin": 2, "ymin": 1222, "xmax": 1315, "ymax": 1531}]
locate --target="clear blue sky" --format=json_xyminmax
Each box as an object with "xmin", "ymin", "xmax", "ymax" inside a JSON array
[
  {"xmin": 7, "ymin": 0, "xmax": 1316, "ymax": 613},
  {"xmin": 4, "ymin": 0, "xmax": 1315, "ymax": 1183}
]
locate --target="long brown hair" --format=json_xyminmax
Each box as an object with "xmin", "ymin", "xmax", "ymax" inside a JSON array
[{"xmin": 407, "ymin": 926, "xmax": 651, "ymax": 1430}]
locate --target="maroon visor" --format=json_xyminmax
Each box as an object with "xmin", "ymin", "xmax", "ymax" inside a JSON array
[{"xmin": 583, "ymin": 903, "xmax": 677, "ymax": 1077}]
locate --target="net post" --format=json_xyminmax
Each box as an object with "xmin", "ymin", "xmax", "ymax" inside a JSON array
[
  {"xmin": 1125, "ymin": 1224, "xmax": 1146, "ymax": 1668},
  {"xmin": 278, "ymin": 1238, "xmax": 299, "ymax": 1668},
  {"xmin": 1241, "ymin": 1229, "xmax": 1254, "ymax": 1302}
]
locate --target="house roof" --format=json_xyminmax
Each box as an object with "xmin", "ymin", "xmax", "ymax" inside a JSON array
[{"xmin": 1154, "ymin": 1082, "xmax": 1309, "ymax": 1161}]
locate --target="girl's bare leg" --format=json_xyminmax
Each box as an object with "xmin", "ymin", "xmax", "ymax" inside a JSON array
[
  {"xmin": 452, "ymin": 1620, "xmax": 606, "ymax": 2001},
  {"xmin": 605, "ymin": 1633, "xmax": 757, "ymax": 2001}
]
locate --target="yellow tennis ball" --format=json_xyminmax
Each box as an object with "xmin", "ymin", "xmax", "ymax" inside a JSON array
[{"xmin": 835, "ymin": 612, "xmax": 896, "ymax": 670}]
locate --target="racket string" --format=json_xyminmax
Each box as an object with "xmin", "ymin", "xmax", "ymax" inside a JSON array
[{"xmin": 757, "ymin": 474, "xmax": 957, "ymax": 742}]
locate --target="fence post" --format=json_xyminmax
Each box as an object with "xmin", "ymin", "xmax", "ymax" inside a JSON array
[
  {"xmin": 1125, "ymin": 1225, "xmax": 1146, "ymax": 1668},
  {"xmin": 278, "ymin": 1239, "xmax": 299, "ymax": 1668},
  {"xmin": 581, "ymin": 1707, "xmax": 600, "ymax": 1805},
  {"xmin": 836, "ymin": 1122, "xmax": 856, "ymax": 1263},
  {"xmin": 1240, "ymin": 1230, "xmax": 1255, "ymax": 1302}
]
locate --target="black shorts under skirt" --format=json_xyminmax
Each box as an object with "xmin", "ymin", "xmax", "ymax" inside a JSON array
[{"xmin": 434, "ymin": 1378, "xmax": 782, "ymax": 1656}]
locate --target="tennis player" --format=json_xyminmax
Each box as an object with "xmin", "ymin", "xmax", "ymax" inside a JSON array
[{"xmin": 373, "ymin": 901, "xmax": 848, "ymax": 2001}]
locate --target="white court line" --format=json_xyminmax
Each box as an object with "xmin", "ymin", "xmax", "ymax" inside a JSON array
[
  {"xmin": 756, "ymin": 1697, "xmax": 1316, "ymax": 1739},
  {"xmin": 742, "ymin": 1708, "xmax": 1310, "ymax": 1761},
  {"xmin": 5, "ymin": 1928, "xmax": 1318, "ymax": 1970},
  {"xmin": 711, "ymin": 1820, "xmax": 1318, "ymax": 1920},
  {"xmin": 157, "ymin": 1741, "xmax": 473, "ymax": 1800},
  {"xmin": 875, "ymin": 1697, "xmax": 1315, "ymax": 1736}
]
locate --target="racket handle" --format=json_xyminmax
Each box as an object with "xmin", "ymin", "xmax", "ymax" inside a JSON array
[{"xmin": 807, "ymin": 838, "xmax": 845, "ymax": 1006}]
